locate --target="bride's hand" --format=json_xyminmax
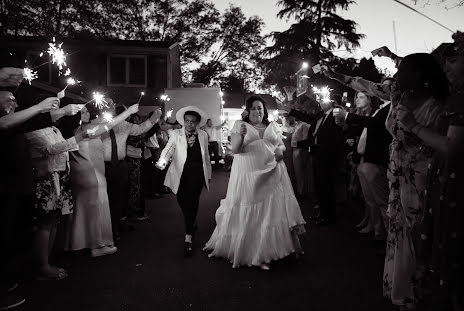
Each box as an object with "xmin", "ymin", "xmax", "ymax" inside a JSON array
[{"xmin": 240, "ymin": 124, "xmax": 247, "ymax": 137}]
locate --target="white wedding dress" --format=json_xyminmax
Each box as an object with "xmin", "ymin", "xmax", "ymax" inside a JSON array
[{"xmin": 204, "ymin": 121, "xmax": 306, "ymax": 268}]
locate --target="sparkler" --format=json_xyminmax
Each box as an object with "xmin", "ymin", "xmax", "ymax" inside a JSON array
[
  {"xmin": 102, "ymin": 111, "xmax": 114, "ymax": 123},
  {"xmin": 57, "ymin": 77, "xmax": 79, "ymax": 99},
  {"xmin": 47, "ymin": 38, "xmax": 67, "ymax": 70},
  {"xmin": 156, "ymin": 143, "xmax": 174, "ymax": 170},
  {"xmin": 160, "ymin": 94, "xmax": 170, "ymax": 102},
  {"xmin": 137, "ymin": 91, "xmax": 145, "ymax": 104},
  {"xmin": 23, "ymin": 68, "xmax": 38, "ymax": 84},
  {"xmin": 166, "ymin": 109, "xmax": 173, "ymax": 118},
  {"xmin": 92, "ymin": 92, "xmax": 108, "ymax": 109},
  {"xmin": 311, "ymin": 85, "xmax": 332, "ymax": 104}
]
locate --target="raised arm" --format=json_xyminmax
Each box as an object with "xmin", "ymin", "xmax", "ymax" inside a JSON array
[
  {"xmin": 0, "ymin": 97, "xmax": 59, "ymax": 130},
  {"xmin": 231, "ymin": 121, "xmax": 248, "ymax": 154},
  {"xmin": 50, "ymin": 103, "xmax": 85, "ymax": 122},
  {"xmin": 85, "ymin": 104, "xmax": 141, "ymax": 138},
  {"xmin": 321, "ymin": 66, "xmax": 391, "ymax": 101},
  {"xmin": 129, "ymin": 107, "xmax": 162, "ymax": 136},
  {"xmin": 398, "ymin": 106, "xmax": 464, "ymax": 158}
]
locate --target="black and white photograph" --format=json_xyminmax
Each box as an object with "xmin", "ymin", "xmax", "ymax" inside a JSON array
[{"xmin": 0, "ymin": 0, "xmax": 463, "ymax": 310}]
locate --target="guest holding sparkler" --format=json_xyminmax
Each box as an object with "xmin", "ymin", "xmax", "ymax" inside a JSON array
[
  {"xmin": 100, "ymin": 101, "xmax": 162, "ymax": 241},
  {"xmin": 126, "ymin": 114, "xmax": 147, "ymax": 220},
  {"xmin": 21, "ymin": 98, "xmax": 90, "ymax": 281},
  {"xmin": 321, "ymin": 52, "xmax": 449, "ymax": 310},
  {"xmin": 0, "ymin": 88, "xmax": 67, "ymax": 309},
  {"xmin": 297, "ymin": 89, "xmax": 345, "ymax": 226},
  {"xmin": 64, "ymin": 103, "xmax": 139, "ymax": 256}
]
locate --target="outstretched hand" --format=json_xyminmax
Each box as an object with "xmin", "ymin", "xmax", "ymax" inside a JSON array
[
  {"xmin": 0, "ymin": 67, "xmax": 24, "ymax": 87},
  {"xmin": 37, "ymin": 97, "xmax": 60, "ymax": 113},
  {"xmin": 371, "ymin": 46, "xmax": 393, "ymax": 58},
  {"xmin": 320, "ymin": 65, "xmax": 337, "ymax": 79}
]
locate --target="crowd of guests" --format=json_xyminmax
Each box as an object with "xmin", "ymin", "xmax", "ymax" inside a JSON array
[
  {"xmin": 279, "ymin": 31, "xmax": 463, "ymax": 311},
  {"xmin": 0, "ymin": 29, "xmax": 463, "ymax": 310},
  {"xmin": 0, "ymin": 76, "xmax": 185, "ymax": 309}
]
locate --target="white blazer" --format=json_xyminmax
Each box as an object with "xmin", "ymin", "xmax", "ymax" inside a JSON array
[{"xmin": 160, "ymin": 128, "xmax": 212, "ymax": 194}]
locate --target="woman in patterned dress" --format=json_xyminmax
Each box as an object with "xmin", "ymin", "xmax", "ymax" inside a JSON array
[
  {"xmin": 398, "ymin": 33, "xmax": 464, "ymax": 311},
  {"xmin": 126, "ymin": 114, "xmax": 146, "ymax": 219},
  {"xmin": 321, "ymin": 53, "xmax": 449, "ymax": 310},
  {"xmin": 25, "ymin": 103, "xmax": 91, "ymax": 280}
]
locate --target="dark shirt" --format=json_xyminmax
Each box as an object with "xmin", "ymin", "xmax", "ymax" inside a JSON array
[{"xmin": 183, "ymin": 134, "xmax": 203, "ymax": 174}]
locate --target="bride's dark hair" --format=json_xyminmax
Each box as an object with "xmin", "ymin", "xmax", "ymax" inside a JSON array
[{"xmin": 242, "ymin": 96, "xmax": 270, "ymax": 126}]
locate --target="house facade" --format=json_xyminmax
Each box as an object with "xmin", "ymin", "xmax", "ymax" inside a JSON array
[{"xmin": 0, "ymin": 36, "xmax": 182, "ymax": 108}]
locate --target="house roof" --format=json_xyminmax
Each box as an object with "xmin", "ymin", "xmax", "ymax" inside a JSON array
[{"xmin": 223, "ymin": 92, "xmax": 279, "ymax": 110}]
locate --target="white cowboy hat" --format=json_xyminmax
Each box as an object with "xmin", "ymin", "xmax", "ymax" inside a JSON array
[{"xmin": 176, "ymin": 105, "xmax": 208, "ymax": 127}]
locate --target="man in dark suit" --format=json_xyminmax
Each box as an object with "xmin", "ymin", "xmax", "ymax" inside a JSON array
[
  {"xmin": 334, "ymin": 102, "xmax": 392, "ymax": 238},
  {"xmin": 293, "ymin": 100, "xmax": 345, "ymax": 225}
]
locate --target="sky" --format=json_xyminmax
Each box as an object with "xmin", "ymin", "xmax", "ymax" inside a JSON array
[{"xmin": 212, "ymin": 0, "xmax": 464, "ymax": 56}]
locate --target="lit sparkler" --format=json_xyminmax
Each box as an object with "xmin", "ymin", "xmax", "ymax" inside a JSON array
[
  {"xmin": 166, "ymin": 109, "xmax": 173, "ymax": 118},
  {"xmin": 137, "ymin": 91, "xmax": 145, "ymax": 104},
  {"xmin": 311, "ymin": 85, "xmax": 332, "ymax": 104},
  {"xmin": 92, "ymin": 92, "xmax": 108, "ymax": 109},
  {"xmin": 23, "ymin": 68, "xmax": 38, "ymax": 84},
  {"xmin": 102, "ymin": 111, "xmax": 114, "ymax": 123},
  {"xmin": 47, "ymin": 38, "xmax": 67, "ymax": 70},
  {"xmin": 160, "ymin": 94, "xmax": 170, "ymax": 101},
  {"xmin": 57, "ymin": 77, "xmax": 80, "ymax": 99}
]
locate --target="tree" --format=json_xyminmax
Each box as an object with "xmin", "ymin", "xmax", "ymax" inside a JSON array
[
  {"xmin": 191, "ymin": 5, "xmax": 266, "ymax": 89},
  {"xmin": 263, "ymin": 0, "xmax": 365, "ymax": 91},
  {"xmin": 0, "ymin": 0, "xmax": 105, "ymax": 36},
  {"xmin": 99, "ymin": 0, "xmax": 219, "ymax": 76}
]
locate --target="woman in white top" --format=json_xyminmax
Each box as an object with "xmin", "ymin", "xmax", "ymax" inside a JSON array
[{"xmin": 204, "ymin": 96, "xmax": 306, "ymax": 270}]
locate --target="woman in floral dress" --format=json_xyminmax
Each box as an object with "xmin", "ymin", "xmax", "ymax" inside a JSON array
[
  {"xmin": 398, "ymin": 33, "xmax": 464, "ymax": 311},
  {"xmin": 322, "ymin": 53, "xmax": 449, "ymax": 310},
  {"xmin": 25, "ymin": 107, "xmax": 90, "ymax": 280},
  {"xmin": 126, "ymin": 114, "xmax": 146, "ymax": 219}
]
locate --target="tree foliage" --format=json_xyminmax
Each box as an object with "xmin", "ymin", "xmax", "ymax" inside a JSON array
[
  {"xmin": 191, "ymin": 5, "xmax": 265, "ymax": 89},
  {"xmin": 263, "ymin": 0, "xmax": 365, "ymax": 91}
]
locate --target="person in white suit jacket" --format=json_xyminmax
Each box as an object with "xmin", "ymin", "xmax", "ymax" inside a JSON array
[{"xmin": 157, "ymin": 106, "xmax": 211, "ymax": 256}]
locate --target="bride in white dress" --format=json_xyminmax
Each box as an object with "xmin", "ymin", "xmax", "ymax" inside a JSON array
[{"xmin": 204, "ymin": 96, "xmax": 306, "ymax": 270}]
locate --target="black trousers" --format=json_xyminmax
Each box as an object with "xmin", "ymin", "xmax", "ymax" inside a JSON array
[
  {"xmin": 176, "ymin": 170, "xmax": 204, "ymax": 235},
  {"xmin": 313, "ymin": 157, "xmax": 337, "ymax": 222},
  {"xmin": 105, "ymin": 160, "xmax": 128, "ymax": 236},
  {"xmin": 208, "ymin": 142, "xmax": 220, "ymax": 167}
]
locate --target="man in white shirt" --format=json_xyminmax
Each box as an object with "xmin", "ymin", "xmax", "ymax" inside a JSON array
[{"xmin": 204, "ymin": 118, "xmax": 225, "ymax": 169}]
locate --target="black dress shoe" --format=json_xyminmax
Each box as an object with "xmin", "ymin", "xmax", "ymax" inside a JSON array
[{"xmin": 184, "ymin": 242, "xmax": 193, "ymax": 257}]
